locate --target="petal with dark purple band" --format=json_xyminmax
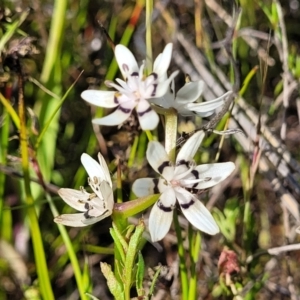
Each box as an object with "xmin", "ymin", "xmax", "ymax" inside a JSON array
[
  {"xmin": 176, "ymin": 188, "xmax": 219, "ymax": 235},
  {"xmin": 92, "ymin": 107, "xmax": 132, "ymax": 126},
  {"xmin": 194, "ymin": 162, "xmax": 235, "ymax": 189},
  {"xmin": 115, "ymin": 44, "xmax": 139, "ymax": 79},
  {"xmin": 136, "ymin": 100, "xmax": 159, "ymax": 130},
  {"xmin": 132, "ymin": 178, "xmax": 159, "ymax": 197},
  {"xmin": 148, "ymin": 187, "xmax": 176, "ymax": 242}
]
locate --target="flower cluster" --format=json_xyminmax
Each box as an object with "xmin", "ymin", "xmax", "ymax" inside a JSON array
[
  {"xmin": 81, "ymin": 43, "xmax": 232, "ymax": 130},
  {"xmin": 55, "ymin": 43, "xmax": 235, "ymax": 242}
]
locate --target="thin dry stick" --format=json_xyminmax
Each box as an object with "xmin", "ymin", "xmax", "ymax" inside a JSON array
[
  {"xmin": 296, "ymin": 98, "xmax": 300, "ymax": 124},
  {"xmin": 273, "ymin": 80, "xmax": 298, "ymax": 110},
  {"xmin": 194, "ymin": 0, "xmax": 203, "ymax": 48},
  {"xmin": 250, "ymin": 36, "xmax": 271, "ymax": 186},
  {"xmin": 276, "ymin": 1, "xmax": 290, "ymax": 141},
  {"xmin": 0, "ymin": 163, "xmax": 59, "ymax": 194},
  {"xmin": 268, "ymin": 243, "xmax": 300, "ymax": 255}
]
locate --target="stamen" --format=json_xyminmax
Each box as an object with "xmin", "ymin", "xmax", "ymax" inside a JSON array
[{"xmin": 88, "ymin": 193, "xmax": 97, "ymax": 200}]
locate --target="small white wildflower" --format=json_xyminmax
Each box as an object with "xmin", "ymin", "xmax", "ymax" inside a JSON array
[
  {"xmin": 54, "ymin": 153, "xmax": 114, "ymax": 227},
  {"xmin": 132, "ymin": 131, "xmax": 235, "ymax": 242},
  {"xmin": 81, "ymin": 44, "xmax": 178, "ymax": 130}
]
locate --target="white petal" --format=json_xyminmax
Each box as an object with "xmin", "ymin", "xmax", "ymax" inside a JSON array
[
  {"xmin": 115, "ymin": 78, "xmax": 130, "ymax": 90},
  {"xmin": 153, "ymin": 43, "xmax": 173, "ymax": 76},
  {"xmin": 81, "ymin": 153, "xmax": 107, "ymax": 183},
  {"xmin": 54, "ymin": 213, "xmax": 89, "ymax": 227},
  {"xmin": 148, "ymin": 188, "xmax": 176, "ymax": 242},
  {"xmin": 81, "ymin": 90, "xmax": 117, "ymax": 108},
  {"xmin": 146, "ymin": 141, "xmax": 170, "ymax": 175},
  {"xmin": 176, "ymin": 189, "xmax": 219, "ymax": 234},
  {"xmin": 92, "ymin": 107, "xmax": 132, "ymax": 126},
  {"xmin": 132, "ymin": 178, "xmax": 158, "ymax": 197},
  {"xmin": 176, "ymin": 131, "xmax": 205, "ymax": 163},
  {"xmin": 148, "ymin": 90, "xmax": 174, "ymax": 108},
  {"xmin": 97, "ymin": 153, "xmax": 112, "ymax": 187},
  {"xmin": 85, "ymin": 182, "xmax": 113, "ymax": 216},
  {"xmin": 148, "ymin": 204, "xmax": 173, "ymax": 242},
  {"xmin": 186, "ymin": 91, "xmax": 232, "ymax": 117},
  {"xmin": 185, "ymin": 102, "xmax": 222, "ymax": 117},
  {"xmin": 99, "ymin": 180, "xmax": 114, "ymax": 211},
  {"xmin": 115, "ymin": 44, "xmax": 139, "ymax": 79},
  {"xmin": 136, "ymin": 100, "xmax": 159, "ymax": 130},
  {"xmin": 176, "ymin": 81, "xmax": 204, "ymax": 103},
  {"xmin": 82, "ymin": 210, "xmax": 112, "ymax": 225},
  {"xmin": 194, "ymin": 162, "xmax": 235, "ymax": 189},
  {"xmin": 154, "ymin": 70, "xmax": 179, "ymax": 98},
  {"xmin": 58, "ymin": 188, "xmax": 90, "ymax": 211}
]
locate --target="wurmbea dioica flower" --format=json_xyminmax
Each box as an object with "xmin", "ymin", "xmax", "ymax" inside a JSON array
[
  {"xmin": 54, "ymin": 153, "xmax": 114, "ymax": 227},
  {"xmin": 81, "ymin": 43, "xmax": 179, "ymax": 130},
  {"xmin": 149, "ymin": 79, "xmax": 232, "ymax": 117},
  {"xmin": 132, "ymin": 131, "xmax": 235, "ymax": 242}
]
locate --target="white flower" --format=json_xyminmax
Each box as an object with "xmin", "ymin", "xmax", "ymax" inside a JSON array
[
  {"xmin": 132, "ymin": 131, "xmax": 235, "ymax": 242},
  {"xmin": 54, "ymin": 153, "xmax": 114, "ymax": 227},
  {"xmin": 149, "ymin": 80, "xmax": 232, "ymax": 117},
  {"xmin": 81, "ymin": 44, "xmax": 179, "ymax": 130}
]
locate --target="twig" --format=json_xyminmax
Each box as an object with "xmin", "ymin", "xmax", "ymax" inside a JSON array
[
  {"xmin": 275, "ymin": 1, "xmax": 290, "ymax": 141},
  {"xmin": 268, "ymin": 243, "xmax": 300, "ymax": 255},
  {"xmin": 0, "ymin": 163, "xmax": 59, "ymax": 194}
]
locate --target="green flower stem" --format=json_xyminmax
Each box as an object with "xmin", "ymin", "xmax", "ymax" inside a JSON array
[
  {"xmin": 174, "ymin": 211, "xmax": 189, "ymax": 300},
  {"xmin": 110, "ymin": 223, "xmax": 126, "ymax": 285},
  {"xmin": 83, "ymin": 244, "xmax": 114, "ymax": 255},
  {"xmin": 128, "ymin": 135, "xmax": 139, "ymax": 168},
  {"xmin": 40, "ymin": 0, "xmax": 67, "ymax": 83},
  {"xmin": 34, "ymin": 71, "xmax": 83, "ymax": 150},
  {"xmin": 164, "ymin": 108, "xmax": 178, "ymax": 162},
  {"xmin": 0, "ymin": 108, "xmax": 10, "ymax": 238},
  {"xmin": 49, "ymin": 193, "xmax": 89, "ymax": 300},
  {"xmin": 116, "ymin": 163, "xmax": 123, "ymax": 204},
  {"xmin": 18, "ymin": 75, "xmax": 54, "ymax": 300},
  {"xmin": 137, "ymin": 131, "xmax": 148, "ymax": 164},
  {"xmin": 145, "ymin": 0, "xmax": 153, "ymax": 74},
  {"xmin": 188, "ymin": 226, "xmax": 201, "ymax": 300},
  {"xmin": 164, "ymin": 109, "xmax": 189, "ymax": 299},
  {"xmin": 144, "ymin": 130, "xmax": 154, "ymax": 141},
  {"xmin": 0, "ymin": 93, "xmax": 20, "ymax": 129}
]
